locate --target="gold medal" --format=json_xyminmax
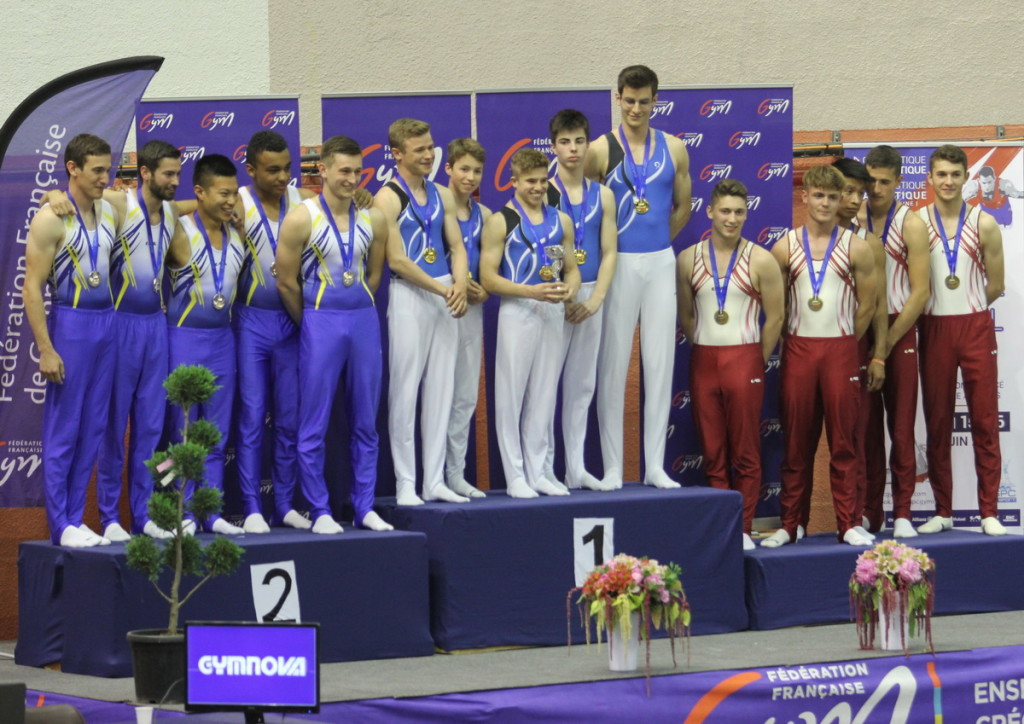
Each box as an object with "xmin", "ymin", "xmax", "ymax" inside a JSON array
[
  {"xmin": 575, "ymin": 248, "xmax": 587, "ymax": 265},
  {"xmin": 714, "ymin": 309, "xmax": 729, "ymax": 325},
  {"xmin": 808, "ymin": 296, "xmax": 823, "ymax": 312},
  {"xmin": 424, "ymin": 247, "xmax": 437, "ymax": 264},
  {"xmin": 539, "ymin": 265, "xmax": 554, "ymax": 281},
  {"xmin": 342, "ymin": 270, "xmax": 355, "ymax": 287},
  {"xmin": 87, "ymin": 271, "xmax": 101, "ymax": 288},
  {"xmin": 634, "ymin": 198, "xmax": 649, "ymax": 215},
  {"xmin": 213, "ymin": 293, "xmax": 227, "ymax": 310},
  {"xmin": 945, "ymin": 274, "xmax": 960, "ymax": 290}
]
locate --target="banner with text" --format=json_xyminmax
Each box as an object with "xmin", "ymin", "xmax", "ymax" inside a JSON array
[
  {"xmin": 654, "ymin": 87, "xmax": 792, "ymax": 517},
  {"xmin": 136, "ymin": 97, "xmax": 301, "ymax": 187},
  {"xmin": 0, "ymin": 57, "xmax": 162, "ymax": 506},
  {"xmin": 848, "ymin": 141, "xmax": 1023, "ymax": 533}
]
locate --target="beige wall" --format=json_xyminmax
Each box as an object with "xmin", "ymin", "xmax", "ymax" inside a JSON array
[{"xmin": 269, "ymin": 0, "xmax": 1022, "ymax": 145}]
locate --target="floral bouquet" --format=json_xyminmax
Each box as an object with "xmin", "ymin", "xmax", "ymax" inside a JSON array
[
  {"xmin": 568, "ymin": 554, "xmax": 691, "ymax": 689},
  {"xmin": 849, "ymin": 539, "xmax": 935, "ymax": 652}
]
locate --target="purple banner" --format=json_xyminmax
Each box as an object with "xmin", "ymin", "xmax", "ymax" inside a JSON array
[
  {"xmin": 654, "ymin": 87, "xmax": 792, "ymax": 518},
  {"xmin": 336, "ymin": 646, "xmax": 1024, "ymax": 723},
  {"xmin": 136, "ymin": 97, "xmax": 301, "ymax": 186},
  {"xmin": 321, "ymin": 93, "xmax": 472, "ymax": 194},
  {"xmin": 0, "ymin": 57, "xmax": 162, "ymax": 507}
]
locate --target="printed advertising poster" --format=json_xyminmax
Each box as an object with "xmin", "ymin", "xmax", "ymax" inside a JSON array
[
  {"xmin": 136, "ymin": 97, "xmax": 301, "ymax": 188},
  {"xmin": 847, "ymin": 141, "xmax": 1023, "ymax": 533}
]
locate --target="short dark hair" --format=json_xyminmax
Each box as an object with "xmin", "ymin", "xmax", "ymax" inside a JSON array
[
  {"xmin": 930, "ymin": 144, "xmax": 968, "ymax": 172},
  {"xmin": 832, "ymin": 157, "xmax": 871, "ymax": 185},
  {"xmin": 137, "ymin": 140, "xmax": 181, "ymax": 174},
  {"xmin": 64, "ymin": 133, "xmax": 111, "ymax": 176},
  {"xmin": 617, "ymin": 64, "xmax": 658, "ymax": 95},
  {"xmin": 320, "ymin": 135, "xmax": 362, "ymax": 164},
  {"xmin": 864, "ymin": 145, "xmax": 902, "ymax": 174},
  {"xmin": 549, "ymin": 109, "xmax": 590, "ymax": 143},
  {"xmin": 246, "ymin": 130, "xmax": 289, "ymax": 166},
  {"xmin": 979, "ymin": 165, "xmax": 996, "ymax": 179},
  {"xmin": 447, "ymin": 138, "xmax": 485, "ymax": 165},
  {"xmin": 193, "ymin": 154, "xmax": 237, "ymax": 188},
  {"xmin": 710, "ymin": 179, "xmax": 748, "ymax": 207}
]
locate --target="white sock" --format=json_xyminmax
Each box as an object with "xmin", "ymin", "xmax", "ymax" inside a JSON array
[
  {"xmin": 282, "ymin": 510, "xmax": 312, "ymax": 529},
  {"xmin": 601, "ymin": 469, "xmax": 623, "ymax": 490},
  {"xmin": 311, "ymin": 514, "xmax": 343, "ymax": 535},
  {"xmin": 243, "ymin": 513, "xmax": 270, "ymax": 534},
  {"xmin": 532, "ymin": 478, "xmax": 570, "ymax": 496},
  {"xmin": 103, "ymin": 522, "xmax": 131, "ymax": 543},
  {"xmin": 506, "ymin": 478, "xmax": 539, "ymax": 499},
  {"xmin": 644, "ymin": 469, "xmax": 681, "ymax": 489},
  {"xmin": 796, "ymin": 525, "xmax": 806, "ymax": 541},
  {"xmin": 447, "ymin": 478, "xmax": 485, "ymax": 498},
  {"xmin": 981, "ymin": 516, "xmax": 1007, "ymax": 536},
  {"xmin": 742, "ymin": 533, "xmax": 755, "ymax": 551},
  {"xmin": 396, "ymin": 481, "xmax": 425, "ymax": 506},
  {"xmin": 892, "ymin": 518, "xmax": 917, "ymax": 538},
  {"xmin": 760, "ymin": 529, "xmax": 791, "ymax": 548},
  {"xmin": 59, "ymin": 526, "xmax": 94, "ymax": 548},
  {"xmin": 843, "ymin": 528, "xmax": 874, "ymax": 546},
  {"xmin": 852, "ymin": 525, "xmax": 876, "ymax": 541},
  {"xmin": 142, "ymin": 521, "xmax": 173, "ymax": 540},
  {"xmin": 917, "ymin": 515, "xmax": 952, "ymax": 534},
  {"xmin": 568, "ymin": 471, "xmax": 610, "ymax": 491},
  {"xmin": 360, "ymin": 511, "xmax": 394, "ymax": 531},
  {"xmin": 211, "ymin": 518, "xmax": 244, "ymax": 535},
  {"xmin": 78, "ymin": 523, "xmax": 111, "ymax": 546},
  {"xmin": 424, "ymin": 484, "xmax": 470, "ymax": 503}
]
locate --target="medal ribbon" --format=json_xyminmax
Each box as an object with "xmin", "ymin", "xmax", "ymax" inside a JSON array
[
  {"xmin": 510, "ymin": 198, "xmax": 553, "ymax": 272},
  {"xmin": 137, "ymin": 188, "xmax": 167, "ymax": 284},
  {"xmin": 319, "ymin": 194, "xmax": 356, "ymax": 276},
  {"xmin": 459, "ymin": 200, "xmax": 476, "ymax": 252},
  {"xmin": 801, "ymin": 225, "xmax": 840, "ymax": 301},
  {"xmin": 553, "ymin": 175, "xmax": 588, "ymax": 246},
  {"xmin": 708, "ymin": 241, "xmax": 741, "ymax": 313},
  {"xmin": 617, "ymin": 125, "xmax": 651, "ymax": 203},
  {"xmin": 194, "ymin": 212, "xmax": 229, "ymax": 301},
  {"xmin": 251, "ymin": 185, "xmax": 288, "ymax": 257},
  {"xmin": 394, "ymin": 174, "xmax": 436, "ymax": 257},
  {"xmin": 866, "ymin": 201, "xmax": 896, "ymax": 250},
  {"xmin": 933, "ymin": 203, "xmax": 967, "ymax": 278},
  {"xmin": 68, "ymin": 193, "xmax": 100, "ymax": 278}
]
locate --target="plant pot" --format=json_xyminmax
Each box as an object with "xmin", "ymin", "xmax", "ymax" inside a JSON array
[
  {"xmin": 607, "ymin": 611, "xmax": 640, "ymax": 672},
  {"xmin": 127, "ymin": 629, "xmax": 185, "ymax": 704},
  {"xmin": 878, "ymin": 599, "xmax": 909, "ymax": 652}
]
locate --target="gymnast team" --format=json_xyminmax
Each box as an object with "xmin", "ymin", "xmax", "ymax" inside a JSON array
[{"xmin": 25, "ymin": 65, "xmax": 1007, "ymax": 550}]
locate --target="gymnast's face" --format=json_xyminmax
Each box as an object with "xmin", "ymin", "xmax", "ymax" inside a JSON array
[
  {"xmin": 247, "ymin": 149, "xmax": 292, "ymax": 201},
  {"xmin": 320, "ymin": 153, "xmax": 361, "ymax": 200}
]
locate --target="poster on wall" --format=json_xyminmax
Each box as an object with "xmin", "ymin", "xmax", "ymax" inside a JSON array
[
  {"xmin": 136, "ymin": 96, "xmax": 301, "ymax": 187},
  {"xmin": 321, "ymin": 93, "xmax": 472, "ymax": 194},
  {"xmin": 650, "ymin": 86, "xmax": 793, "ymax": 521},
  {"xmin": 847, "ymin": 141, "xmax": 1023, "ymax": 533}
]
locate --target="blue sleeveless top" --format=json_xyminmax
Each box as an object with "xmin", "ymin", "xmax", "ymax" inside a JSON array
[
  {"xmin": 497, "ymin": 205, "xmax": 565, "ymax": 286},
  {"xmin": 548, "ymin": 179, "xmax": 602, "ymax": 284},
  {"xmin": 603, "ymin": 129, "xmax": 675, "ymax": 253},
  {"xmin": 386, "ymin": 179, "xmax": 452, "ymax": 278}
]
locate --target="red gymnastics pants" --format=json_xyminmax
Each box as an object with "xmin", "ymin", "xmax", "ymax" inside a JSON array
[
  {"xmin": 918, "ymin": 311, "xmax": 1001, "ymax": 518},
  {"xmin": 689, "ymin": 343, "xmax": 764, "ymax": 534},
  {"xmin": 862, "ymin": 316, "xmax": 919, "ymax": 527},
  {"xmin": 779, "ymin": 334, "xmax": 861, "ymax": 540}
]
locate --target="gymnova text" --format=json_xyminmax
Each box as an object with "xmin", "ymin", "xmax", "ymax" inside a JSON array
[{"xmin": 197, "ymin": 655, "xmax": 308, "ymax": 677}]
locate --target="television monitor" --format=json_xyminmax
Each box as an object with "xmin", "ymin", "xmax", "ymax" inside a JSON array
[{"xmin": 184, "ymin": 621, "xmax": 319, "ymax": 718}]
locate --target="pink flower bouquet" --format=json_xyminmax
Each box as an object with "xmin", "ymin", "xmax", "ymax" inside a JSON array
[{"xmin": 849, "ymin": 539, "xmax": 935, "ymax": 652}]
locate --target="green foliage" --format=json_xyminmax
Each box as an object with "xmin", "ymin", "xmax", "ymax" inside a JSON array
[
  {"xmin": 145, "ymin": 450, "xmax": 172, "ymax": 487},
  {"xmin": 189, "ymin": 486, "xmax": 223, "ymax": 521},
  {"xmin": 204, "ymin": 536, "xmax": 245, "ymax": 576},
  {"xmin": 166, "ymin": 441, "xmax": 208, "ymax": 485},
  {"xmin": 163, "ymin": 364, "xmax": 219, "ymax": 409},
  {"xmin": 147, "ymin": 491, "xmax": 180, "ymax": 531},
  {"xmin": 125, "ymin": 536, "xmax": 162, "ymax": 580},
  {"xmin": 187, "ymin": 419, "xmax": 222, "ymax": 451},
  {"xmin": 176, "ymin": 534, "xmax": 204, "ymax": 576}
]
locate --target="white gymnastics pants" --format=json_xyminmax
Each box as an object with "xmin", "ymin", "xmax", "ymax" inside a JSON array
[{"xmin": 445, "ymin": 302, "xmax": 484, "ymax": 483}]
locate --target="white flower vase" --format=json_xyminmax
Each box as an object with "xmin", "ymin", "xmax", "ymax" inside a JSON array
[
  {"xmin": 877, "ymin": 598, "xmax": 909, "ymax": 651},
  {"xmin": 607, "ymin": 611, "xmax": 640, "ymax": 672}
]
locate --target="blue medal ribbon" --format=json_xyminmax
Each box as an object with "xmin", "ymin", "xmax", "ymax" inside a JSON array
[
  {"xmin": 136, "ymin": 187, "xmax": 167, "ymax": 285},
  {"xmin": 394, "ymin": 174, "xmax": 436, "ymax": 257},
  {"xmin": 194, "ymin": 212, "xmax": 229, "ymax": 302},
  {"xmin": 68, "ymin": 193, "xmax": 100, "ymax": 278},
  {"xmin": 933, "ymin": 203, "xmax": 967, "ymax": 278},
  {"xmin": 616, "ymin": 125, "xmax": 651, "ymax": 204},
  {"xmin": 801, "ymin": 225, "xmax": 840, "ymax": 301},
  {"xmin": 553, "ymin": 175, "xmax": 588, "ymax": 246},
  {"xmin": 510, "ymin": 198, "xmax": 554, "ymax": 273},
  {"xmin": 319, "ymin": 194, "xmax": 356, "ymax": 277},
  {"xmin": 708, "ymin": 240, "xmax": 741, "ymax": 314},
  {"xmin": 250, "ymin": 185, "xmax": 287, "ymax": 257},
  {"xmin": 866, "ymin": 201, "xmax": 896, "ymax": 249}
]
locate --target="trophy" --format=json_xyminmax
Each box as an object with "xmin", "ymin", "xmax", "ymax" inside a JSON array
[{"xmin": 545, "ymin": 243, "xmax": 565, "ymax": 281}]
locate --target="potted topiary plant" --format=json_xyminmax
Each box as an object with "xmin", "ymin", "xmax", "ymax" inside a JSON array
[{"xmin": 124, "ymin": 364, "xmax": 245, "ymax": 704}]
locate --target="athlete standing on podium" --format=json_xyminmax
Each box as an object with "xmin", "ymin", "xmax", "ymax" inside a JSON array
[{"xmin": 584, "ymin": 64, "xmax": 692, "ymax": 490}]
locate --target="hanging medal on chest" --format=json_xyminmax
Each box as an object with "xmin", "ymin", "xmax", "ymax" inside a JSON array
[
  {"xmin": 195, "ymin": 212, "xmax": 231, "ymax": 314},
  {"xmin": 69, "ymin": 194, "xmax": 103, "ymax": 290},
  {"xmin": 934, "ymin": 204, "xmax": 967, "ymax": 293},
  {"xmin": 512, "ymin": 197, "xmax": 556, "ymax": 283},
  {"xmin": 320, "ymin": 194, "xmax": 359, "ymax": 288},
  {"xmin": 252, "ymin": 186, "xmax": 288, "ymax": 282},
  {"xmin": 708, "ymin": 240, "xmax": 741, "ymax": 326},
  {"xmin": 618, "ymin": 125, "xmax": 652, "ymax": 216},
  {"xmin": 394, "ymin": 175, "xmax": 438, "ymax": 265},
  {"xmin": 554, "ymin": 175, "xmax": 591, "ymax": 266},
  {"xmin": 802, "ymin": 226, "xmax": 839, "ymax": 312}
]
